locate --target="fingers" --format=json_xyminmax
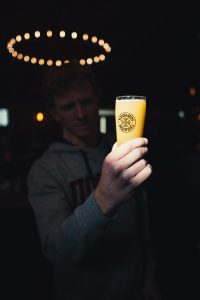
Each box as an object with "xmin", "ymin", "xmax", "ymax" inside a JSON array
[
  {"xmin": 130, "ymin": 163, "xmax": 152, "ymax": 187},
  {"xmin": 118, "ymin": 147, "xmax": 148, "ymax": 170},
  {"xmin": 121, "ymin": 159, "xmax": 148, "ymax": 180},
  {"xmin": 111, "ymin": 138, "xmax": 148, "ymax": 160}
]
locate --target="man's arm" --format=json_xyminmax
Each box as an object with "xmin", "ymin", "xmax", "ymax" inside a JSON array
[
  {"xmin": 27, "ymin": 161, "xmax": 114, "ymax": 268},
  {"xmin": 28, "ymin": 138, "xmax": 151, "ymax": 268}
]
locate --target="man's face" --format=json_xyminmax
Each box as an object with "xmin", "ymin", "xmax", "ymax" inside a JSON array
[{"xmin": 51, "ymin": 81, "xmax": 100, "ymax": 146}]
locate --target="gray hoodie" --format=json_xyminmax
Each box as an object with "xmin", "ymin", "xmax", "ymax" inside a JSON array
[{"xmin": 27, "ymin": 135, "xmax": 147, "ymax": 300}]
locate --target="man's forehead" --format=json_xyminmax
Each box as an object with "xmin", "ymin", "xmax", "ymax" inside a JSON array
[
  {"xmin": 55, "ymin": 90, "xmax": 98, "ymax": 105},
  {"xmin": 56, "ymin": 83, "xmax": 98, "ymax": 103}
]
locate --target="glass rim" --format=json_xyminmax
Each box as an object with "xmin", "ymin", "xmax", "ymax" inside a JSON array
[{"xmin": 116, "ymin": 95, "xmax": 146, "ymax": 100}]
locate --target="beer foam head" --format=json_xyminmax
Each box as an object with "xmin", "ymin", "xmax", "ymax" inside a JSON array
[{"xmin": 116, "ymin": 95, "xmax": 146, "ymax": 101}]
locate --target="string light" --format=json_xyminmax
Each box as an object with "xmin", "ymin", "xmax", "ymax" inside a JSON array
[
  {"xmin": 7, "ymin": 29, "xmax": 112, "ymax": 67},
  {"xmin": 35, "ymin": 112, "xmax": 44, "ymax": 122}
]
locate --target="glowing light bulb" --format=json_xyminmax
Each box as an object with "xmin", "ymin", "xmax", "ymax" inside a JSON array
[
  {"xmin": 24, "ymin": 55, "xmax": 30, "ymax": 62},
  {"xmin": 71, "ymin": 32, "xmax": 77, "ymax": 39},
  {"xmin": 99, "ymin": 54, "xmax": 105, "ymax": 61},
  {"xmin": 94, "ymin": 56, "xmax": 99, "ymax": 63},
  {"xmin": 98, "ymin": 39, "xmax": 104, "ymax": 46},
  {"xmin": 47, "ymin": 59, "xmax": 53, "ymax": 66},
  {"xmin": 106, "ymin": 47, "xmax": 112, "ymax": 53},
  {"xmin": 35, "ymin": 31, "xmax": 40, "ymax": 38},
  {"xmin": 47, "ymin": 30, "xmax": 53, "ymax": 37},
  {"xmin": 12, "ymin": 51, "xmax": 18, "ymax": 57},
  {"xmin": 17, "ymin": 53, "xmax": 23, "ymax": 60},
  {"xmin": 103, "ymin": 43, "xmax": 109, "ymax": 50},
  {"xmin": 87, "ymin": 58, "xmax": 93, "ymax": 65},
  {"xmin": 16, "ymin": 35, "xmax": 22, "ymax": 42},
  {"xmin": 10, "ymin": 38, "xmax": 16, "ymax": 44},
  {"xmin": 80, "ymin": 59, "xmax": 86, "ymax": 65},
  {"xmin": 39, "ymin": 58, "xmax": 45, "ymax": 65},
  {"xmin": 83, "ymin": 34, "xmax": 89, "ymax": 41},
  {"xmin": 60, "ymin": 30, "xmax": 65, "ymax": 38},
  {"xmin": 24, "ymin": 33, "xmax": 30, "ymax": 40},
  {"xmin": 36, "ymin": 112, "xmax": 44, "ymax": 122},
  {"xmin": 91, "ymin": 36, "xmax": 97, "ymax": 43},
  {"xmin": 55, "ymin": 60, "xmax": 62, "ymax": 66},
  {"xmin": 31, "ymin": 57, "xmax": 37, "ymax": 64}
]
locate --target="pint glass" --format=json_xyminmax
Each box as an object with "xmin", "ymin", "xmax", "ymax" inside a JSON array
[{"xmin": 115, "ymin": 95, "xmax": 146, "ymax": 146}]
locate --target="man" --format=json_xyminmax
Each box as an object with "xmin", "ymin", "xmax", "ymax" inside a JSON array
[{"xmin": 27, "ymin": 62, "xmax": 160, "ymax": 300}]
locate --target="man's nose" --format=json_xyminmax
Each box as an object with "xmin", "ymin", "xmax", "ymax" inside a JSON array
[{"xmin": 76, "ymin": 104, "xmax": 85, "ymax": 118}]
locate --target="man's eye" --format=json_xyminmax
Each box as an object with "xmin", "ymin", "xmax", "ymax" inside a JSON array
[
  {"xmin": 62, "ymin": 104, "xmax": 75, "ymax": 111},
  {"xmin": 82, "ymin": 98, "xmax": 93, "ymax": 106}
]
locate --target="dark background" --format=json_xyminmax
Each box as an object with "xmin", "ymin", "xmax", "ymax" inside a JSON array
[{"xmin": 0, "ymin": 1, "xmax": 199, "ymax": 299}]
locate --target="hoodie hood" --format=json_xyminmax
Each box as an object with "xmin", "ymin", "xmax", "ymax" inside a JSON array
[{"xmin": 46, "ymin": 133, "xmax": 114, "ymax": 154}]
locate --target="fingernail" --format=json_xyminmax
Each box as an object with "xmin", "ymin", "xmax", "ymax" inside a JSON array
[{"xmin": 144, "ymin": 138, "xmax": 148, "ymax": 144}]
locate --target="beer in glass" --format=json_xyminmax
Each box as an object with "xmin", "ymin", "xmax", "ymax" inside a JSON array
[{"xmin": 115, "ymin": 95, "xmax": 146, "ymax": 146}]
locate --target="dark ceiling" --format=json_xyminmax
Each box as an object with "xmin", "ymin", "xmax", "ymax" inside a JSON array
[{"xmin": 0, "ymin": 0, "xmax": 199, "ymax": 111}]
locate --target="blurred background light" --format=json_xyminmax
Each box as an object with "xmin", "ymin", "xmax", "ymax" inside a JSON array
[
  {"xmin": 0, "ymin": 108, "xmax": 9, "ymax": 127},
  {"xmin": 35, "ymin": 112, "xmax": 44, "ymax": 122}
]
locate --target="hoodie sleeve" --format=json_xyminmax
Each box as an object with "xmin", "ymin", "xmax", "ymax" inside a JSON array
[{"xmin": 27, "ymin": 158, "xmax": 114, "ymax": 268}]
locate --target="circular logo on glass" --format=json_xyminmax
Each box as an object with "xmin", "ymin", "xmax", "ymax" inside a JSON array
[{"xmin": 118, "ymin": 112, "xmax": 136, "ymax": 132}]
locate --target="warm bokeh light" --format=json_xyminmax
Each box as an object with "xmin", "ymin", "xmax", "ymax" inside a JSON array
[
  {"xmin": 55, "ymin": 60, "xmax": 62, "ymax": 66},
  {"xmin": 60, "ymin": 30, "xmax": 65, "ymax": 38},
  {"xmin": 91, "ymin": 36, "xmax": 98, "ymax": 43},
  {"xmin": 38, "ymin": 58, "xmax": 45, "ymax": 65},
  {"xmin": 99, "ymin": 54, "xmax": 105, "ymax": 61},
  {"xmin": 47, "ymin": 30, "xmax": 53, "ymax": 37},
  {"xmin": 86, "ymin": 58, "xmax": 93, "ymax": 65},
  {"xmin": 34, "ymin": 31, "xmax": 40, "ymax": 38},
  {"xmin": 106, "ymin": 46, "xmax": 112, "ymax": 53},
  {"xmin": 24, "ymin": 55, "xmax": 30, "ymax": 62},
  {"xmin": 103, "ymin": 43, "xmax": 109, "ymax": 50},
  {"xmin": 80, "ymin": 59, "xmax": 86, "ymax": 65},
  {"xmin": 7, "ymin": 30, "xmax": 111, "ymax": 66},
  {"xmin": 24, "ymin": 33, "xmax": 30, "ymax": 40},
  {"xmin": 12, "ymin": 51, "xmax": 18, "ymax": 57},
  {"xmin": 10, "ymin": 38, "xmax": 16, "ymax": 44},
  {"xmin": 71, "ymin": 32, "xmax": 77, "ymax": 39},
  {"xmin": 36, "ymin": 112, "xmax": 44, "ymax": 122},
  {"xmin": 47, "ymin": 59, "xmax": 53, "ymax": 66},
  {"xmin": 197, "ymin": 113, "xmax": 200, "ymax": 122},
  {"xmin": 83, "ymin": 34, "xmax": 89, "ymax": 41},
  {"xmin": 17, "ymin": 53, "xmax": 23, "ymax": 60},
  {"xmin": 8, "ymin": 48, "xmax": 14, "ymax": 53},
  {"xmin": 94, "ymin": 56, "xmax": 100, "ymax": 63},
  {"xmin": 189, "ymin": 86, "xmax": 196, "ymax": 96},
  {"xmin": 31, "ymin": 57, "xmax": 37, "ymax": 64},
  {"xmin": 98, "ymin": 39, "xmax": 104, "ymax": 46},
  {"xmin": 16, "ymin": 35, "xmax": 22, "ymax": 42}
]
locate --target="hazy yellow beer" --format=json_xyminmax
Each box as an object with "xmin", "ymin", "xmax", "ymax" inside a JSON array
[{"xmin": 115, "ymin": 95, "xmax": 146, "ymax": 146}]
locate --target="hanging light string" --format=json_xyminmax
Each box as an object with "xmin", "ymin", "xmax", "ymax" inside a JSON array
[{"xmin": 6, "ymin": 30, "xmax": 112, "ymax": 67}]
